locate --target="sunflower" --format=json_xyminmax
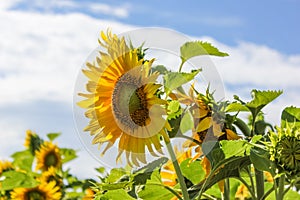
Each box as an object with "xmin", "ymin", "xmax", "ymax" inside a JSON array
[
  {"xmin": 160, "ymin": 147, "xmax": 192, "ymax": 186},
  {"xmin": 269, "ymin": 124, "xmax": 300, "ymax": 176},
  {"xmin": 35, "ymin": 142, "xmax": 62, "ymax": 171},
  {"xmin": 38, "ymin": 167, "xmax": 62, "ymax": 187},
  {"xmin": 10, "ymin": 181, "xmax": 61, "ymax": 200},
  {"xmin": 78, "ymin": 30, "xmax": 169, "ymax": 166},
  {"xmin": 177, "ymin": 87, "xmax": 240, "ymax": 152},
  {"xmin": 0, "ymin": 160, "xmax": 13, "ymax": 174}
]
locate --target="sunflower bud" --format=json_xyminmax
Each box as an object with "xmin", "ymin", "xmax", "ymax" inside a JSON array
[{"xmin": 269, "ymin": 124, "xmax": 300, "ymax": 176}]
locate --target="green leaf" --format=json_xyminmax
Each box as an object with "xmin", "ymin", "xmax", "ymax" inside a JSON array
[
  {"xmin": 47, "ymin": 132, "xmax": 61, "ymax": 141},
  {"xmin": 100, "ymin": 182, "xmax": 131, "ymax": 191},
  {"xmin": 96, "ymin": 189, "xmax": 135, "ymax": 200},
  {"xmin": 11, "ymin": 150, "xmax": 34, "ymax": 171},
  {"xmin": 246, "ymin": 90, "xmax": 283, "ymax": 118},
  {"xmin": 281, "ymin": 106, "xmax": 300, "ymax": 128},
  {"xmin": 225, "ymin": 102, "xmax": 249, "ymax": 112},
  {"xmin": 180, "ymin": 110, "xmax": 193, "ymax": 134},
  {"xmin": 133, "ymin": 157, "xmax": 168, "ymax": 185},
  {"xmin": 107, "ymin": 168, "xmax": 127, "ymax": 183},
  {"xmin": 220, "ymin": 140, "xmax": 250, "ymax": 159},
  {"xmin": 180, "ymin": 41, "xmax": 229, "ymax": 63},
  {"xmin": 167, "ymin": 100, "xmax": 182, "ymax": 120},
  {"xmin": 164, "ymin": 69, "xmax": 201, "ymax": 94},
  {"xmin": 138, "ymin": 171, "xmax": 174, "ymax": 200},
  {"xmin": 167, "ymin": 115, "xmax": 182, "ymax": 138},
  {"xmin": 152, "ymin": 65, "xmax": 168, "ymax": 75},
  {"xmin": 1, "ymin": 171, "xmax": 39, "ymax": 190},
  {"xmin": 189, "ymin": 156, "xmax": 251, "ymax": 199},
  {"xmin": 60, "ymin": 148, "xmax": 77, "ymax": 163},
  {"xmin": 180, "ymin": 158, "xmax": 205, "ymax": 184},
  {"xmin": 250, "ymin": 147, "xmax": 276, "ymax": 176}
]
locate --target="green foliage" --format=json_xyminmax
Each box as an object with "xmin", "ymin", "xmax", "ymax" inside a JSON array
[
  {"xmin": 95, "ymin": 189, "xmax": 135, "ymax": 200},
  {"xmin": 250, "ymin": 147, "xmax": 276, "ymax": 175},
  {"xmin": 180, "ymin": 41, "xmax": 229, "ymax": 64},
  {"xmin": 47, "ymin": 132, "xmax": 61, "ymax": 141},
  {"xmin": 180, "ymin": 158, "xmax": 205, "ymax": 184},
  {"xmin": 163, "ymin": 69, "xmax": 201, "ymax": 94},
  {"xmin": 180, "ymin": 110, "xmax": 193, "ymax": 134},
  {"xmin": 11, "ymin": 150, "xmax": 34, "ymax": 171},
  {"xmin": 1, "ymin": 171, "xmax": 39, "ymax": 190},
  {"xmin": 246, "ymin": 90, "xmax": 282, "ymax": 118},
  {"xmin": 281, "ymin": 106, "xmax": 300, "ymax": 128},
  {"xmin": 137, "ymin": 170, "xmax": 175, "ymax": 200},
  {"xmin": 167, "ymin": 100, "xmax": 182, "ymax": 119},
  {"xmin": 60, "ymin": 148, "xmax": 77, "ymax": 163}
]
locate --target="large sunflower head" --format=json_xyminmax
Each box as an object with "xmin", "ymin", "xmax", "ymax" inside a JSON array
[
  {"xmin": 78, "ymin": 30, "xmax": 169, "ymax": 166},
  {"xmin": 35, "ymin": 142, "xmax": 62, "ymax": 171},
  {"xmin": 10, "ymin": 181, "xmax": 61, "ymax": 200}
]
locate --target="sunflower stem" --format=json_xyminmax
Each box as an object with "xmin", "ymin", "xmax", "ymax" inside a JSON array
[
  {"xmin": 224, "ymin": 179, "xmax": 230, "ymax": 200},
  {"xmin": 164, "ymin": 138, "xmax": 190, "ymax": 200},
  {"xmin": 277, "ymin": 174, "xmax": 285, "ymax": 200},
  {"xmin": 255, "ymin": 169, "xmax": 264, "ymax": 200},
  {"xmin": 179, "ymin": 60, "xmax": 184, "ymax": 72}
]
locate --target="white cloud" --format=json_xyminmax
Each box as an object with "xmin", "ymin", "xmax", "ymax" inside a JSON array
[
  {"xmin": 1, "ymin": 6, "xmax": 300, "ymax": 178},
  {"xmin": 87, "ymin": 3, "xmax": 130, "ymax": 18}
]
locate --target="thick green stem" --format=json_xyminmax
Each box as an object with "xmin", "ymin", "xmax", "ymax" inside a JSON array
[
  {"xmin": 233, "ymin": 117, "xmax": 251, "ymax": 137},
  {"xmin": 164, "ymin": 138, "xmax": 190, "ymax": 200},
  {"xmin": 255, "ymin": 169, "xmax": 264, "ymax": 200},
  {"xmin": 277, "ymin": 174, "xmax": 285, "ymax": 200},
  {"xmin": 224, "ymin": 179, "xmax": 230, "ymax": 200}
]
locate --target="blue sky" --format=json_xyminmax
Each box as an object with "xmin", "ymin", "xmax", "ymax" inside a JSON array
[
  {"xmin": 10, "ymin": 0, "xmax": 300, "ymax": 55},
  {"xmin": 1, "ymin": 0, "xmax": 300, "ymax": 178}
]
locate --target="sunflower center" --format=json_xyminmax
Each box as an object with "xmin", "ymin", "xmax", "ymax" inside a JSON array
[
  {"xmin": 112, "ymin": 73, "xmax": 149, "ymax": 129},
  {"xmin": 26, "ymin": 190, "xmax": 45, "ymax": 200},
  {"xmin": 45, "ymin": 152, "xmax": 58, "ymax": 168}
]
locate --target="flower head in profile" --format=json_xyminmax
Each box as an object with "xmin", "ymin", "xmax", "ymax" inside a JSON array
[
  {"xmin": 35, "ymin": 141, "xmax": 62, "ymax": 171},
  {"xmin": 178, "ymin": 86, "xmax": 240, "ymax": 154},
  {"xmin": 10, "ymin": 181, "xmax": 61, "ymax": 200},
  {"xmin": 78, "ymin": 30, "xmax": 170, "ymax": 166},
  {"xmin": 24, "ymin": 130, "xmax": 44, "ymax": 155}
]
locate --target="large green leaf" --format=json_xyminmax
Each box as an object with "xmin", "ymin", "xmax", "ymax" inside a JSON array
[
  {"xmin": 188, "ymin": 156, "xmax": 251, "ymax": 199},
  {"xmin": 60, "ymin": 148, "xmax": 77, "ymax": 163},
  {"xmin": 221, "ymin": 140, "xmax": 250, "ymax": 159},
  {"xmin": 138, "ymin": 170, "xmax": 175, "ymax": 200},
  {"xmin": 281, "ymin": 106, "xmax": 300, "ymax": 128},
  {"xmin": 107, "ymin": 168, "xmax": 127, "ymax": 183},
  {"xmin": 11, "ymin": 150, "xmax": 34, "ymax": 171},
  {"xmin": 246, "ymin": 90, "xmax": 283, "ymax": 118},
  {"xmin": 164, "ymin": 69, "xmax": 201, "ymax": 94},
  {"xmin": 250, "ymin": 147, "xmax": 276, "ymax": 176},
  {"xmin": 180, "ymin": 158, "xmax": 205, "ymax": 184},
  {"xmin": 180, "ymin": 41, "xmax": 229, "ymax": 63},
  {"xmin": 225, "ymin": 102, "xmax": 249, "ymax": 112},
  {"xmin": 0, "ymin": 171, "xmax": 38, "ymax": 190},
  {"xmin": 133, "ymin": 157, "xmax": 168, "ymax": 185}
]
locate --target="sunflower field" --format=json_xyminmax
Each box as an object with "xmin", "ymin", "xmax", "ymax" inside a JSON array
[{"xmin": 1, "ymin": 29, "xmax": 300, "ymax": 200}]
